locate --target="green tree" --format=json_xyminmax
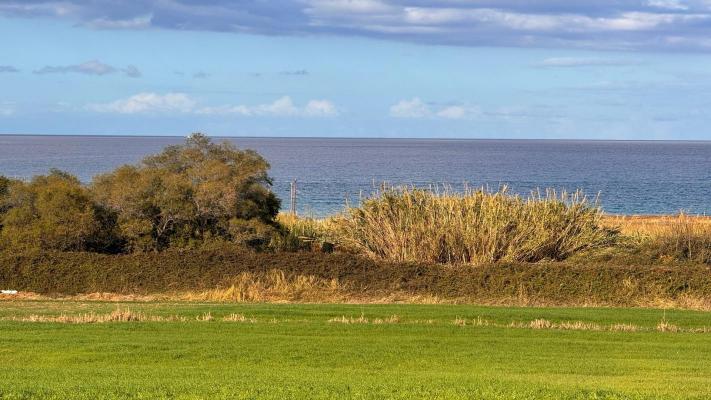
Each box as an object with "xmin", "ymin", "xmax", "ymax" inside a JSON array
[
  {"xmin": 91, "ymin": 133, "xmax": 280, "ymax": 251},
  {"xmin": 0, "ymin": 175, "xmax": 14, "ymax": 231},
  {"xmin": 0, "ymin": 170, "xmax": 119, "ymax": 252}
]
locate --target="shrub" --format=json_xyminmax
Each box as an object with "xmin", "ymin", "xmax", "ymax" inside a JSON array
[
  {"xmin": 333, "ymin": 186, "xmax": 617, "ymax": 264},
  {"xmin": 91, "ymin": 133, "xmax": 280, "ymax": 251},
  {"xmin": 0, "ymin": 170, "xmax": 120, "ymax": 252}
]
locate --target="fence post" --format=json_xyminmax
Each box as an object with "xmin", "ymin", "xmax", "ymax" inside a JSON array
[{"xmin": 290, "ymin": 179, "xmax": 297, "ymax": 215}]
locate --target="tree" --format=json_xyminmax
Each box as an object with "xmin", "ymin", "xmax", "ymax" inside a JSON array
[
  {"xmin": 0, "ymin": 170, "xmax": 119, "ymax": 252},
  {"xmin": 0, "ymin": 175, "xmax": 14, "ymax": 231},
  {"xmin": 91, "ymin": 133, "xmax": 281, "ymax": 251}
]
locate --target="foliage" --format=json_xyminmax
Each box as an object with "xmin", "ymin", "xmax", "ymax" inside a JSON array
[
  {"xmin": 332, "ymin": 186, "xmax": 618, "ymax": 264},
  {"xmin": 90, "ymin": 133, "xmax": 280, "ymax": 251},
  {"xmin": 0, "ymin": 170, "xmax": 119, "ymax": 252}
]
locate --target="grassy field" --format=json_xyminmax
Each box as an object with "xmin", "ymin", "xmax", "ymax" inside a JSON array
[{"xmin": 1, "ymin": 302, "xmax": 710, "ymax": 399}]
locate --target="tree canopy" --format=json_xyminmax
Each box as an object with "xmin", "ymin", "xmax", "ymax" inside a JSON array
[
  {"xmin": 91, "ymin": 133, "xmax": 280, "ymax": 251},
  {"xmin": 0, "ymin": 133, "xmax": 281, "ymax": 253},
  {"xmin": 0, "ymin": 170, "xmax": 117, "ymax": 252}
]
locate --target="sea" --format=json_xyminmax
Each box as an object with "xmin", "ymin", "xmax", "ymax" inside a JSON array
[{"xmin": 1, "ymin": 135, "xmax": 710, "ymax": 216}]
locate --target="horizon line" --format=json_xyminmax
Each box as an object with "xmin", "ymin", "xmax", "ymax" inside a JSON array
[{"xmin": 1, "ymin": 133, "xmax": 711, "ymax": 143}]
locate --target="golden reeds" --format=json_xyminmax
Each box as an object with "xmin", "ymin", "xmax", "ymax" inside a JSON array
[
  {"xmin": 334, "ymin": 186, "xmax": 616, "ymax": 264},
  {"xmin": 606, "ymin": 213, "xmax": 711, "ymax": 263}
]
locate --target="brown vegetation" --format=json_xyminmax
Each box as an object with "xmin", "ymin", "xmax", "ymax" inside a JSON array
[{"xmin": 1, "ymin": 247, "xmax": 710, "ymax": 309}]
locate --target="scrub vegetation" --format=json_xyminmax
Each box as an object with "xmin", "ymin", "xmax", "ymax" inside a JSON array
[{"xmin": 1, "ymin": 133, "xmax": 710, "ymax": 308}]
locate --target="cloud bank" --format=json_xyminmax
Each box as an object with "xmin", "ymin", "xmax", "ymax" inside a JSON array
[
  {"xmin": 3, "ymin": 1, "xmax": 711, "ymax": 51},
  {"xmin": 33, "ymin": 60, "xmax": 141, "ymax": 77},
  {"xmin": 88, "ymin": 93, "xmax": 339, "ymax": 117},
  {"xmin": 0, "ymin": 65, "xmax": 19, "ymax": 73},
  {"xmin": 390, "ymin": 97, "xmax": 479, "ymax": 119}
]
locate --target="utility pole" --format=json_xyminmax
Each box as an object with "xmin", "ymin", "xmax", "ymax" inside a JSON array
[{"xmin": 289, "ymin": 179, "xmax": 297, "ymax": 215}]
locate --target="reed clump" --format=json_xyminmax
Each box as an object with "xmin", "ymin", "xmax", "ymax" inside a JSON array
[
  {"xmin": 333, "ymin": 187, "xmax": 617, "ymax": 264},
  {"xmin": 608, "ymin": 213, "xmax": 711, "ymax": 264},
  {"xmin": 272, "ymin": 213, "xmax": 336, "ymax": 252}
]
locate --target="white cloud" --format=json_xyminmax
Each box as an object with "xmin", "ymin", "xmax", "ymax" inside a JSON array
[
  {"xmin": 436, "ymin": 105, "xmax": 480, "ymax": 119},
  {"xmin": 390, "ymin": 98, "xmax": 479, "ymax": 119},
  {"xmin": 85, "ymin": 14, "xmax": 152, "ymax": 29},
  {"xmin": 88, "ymin": 94, "xmax": 338, "ymax": 117},
  {"xmin": 198, "ymin": 96, "xmax": 338, "ymax": 117},
  {"xmin": 255, "ymin": 96, "xmax": 299, "ymax": 116},
  {"xmin": 401, "ymin": 7, "xmax": 705, "ymax": 32},
  {"xmin": 389, "ymin": 97, "xmax": 431, "ymax": 118},
  {"xmin": 87, "ymin": 92, "xmax": 197, "ymax": 114},
  {"xmin": 0, "ymin": 101, "xmax": 15, "ymax": 116},
  {"xmin": 647, "ymin": 0, "xmax": 689, "ymax": 11},
  {"xmin": 4, "ymin": 1, "xmax": 711, "ymax": 52},
  {"xmin": 535, "ymin": 57, "xmax": 639, "ymax": 68},
  {"xmin": 305, "ymin": 0, "xmax": 394, "ymax": 16},
  {"xmin": 304, "ymin": 99, "xmax": 338, "ymax": 117}
]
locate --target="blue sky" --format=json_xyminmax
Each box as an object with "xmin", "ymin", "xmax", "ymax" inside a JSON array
[{"xmin": 2, "ymin": 1, "xmax": 711, "ymax": 139}]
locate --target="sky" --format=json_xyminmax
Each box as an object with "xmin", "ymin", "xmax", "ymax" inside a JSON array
[{"xmin": 1, "ymin": 1, "xmax": 711, "ymax": 139}]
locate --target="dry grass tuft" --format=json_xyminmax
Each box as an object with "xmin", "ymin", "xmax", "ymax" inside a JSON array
[
  {"xmin": 196, "ymin": 312, "xmax": 213, "ymax": 321},
  {"xmin": 372, "ymin": 315, "xmax": 400, "ymax": 324},
  {"xmin": 222, "ymin": 313, "xmax": 256, "ymax": 323},
  {"xmin": 610, "ymin": 323, "xmax": 639, "ymax": 332},
  {"xmin": 328, "ymin": 313, "xmax": 369, "ymax": 324},
  {"xmin": 334, "ymin": 186, "xmax": 615, "ymax": 265},
  {"xmin": 656, "ymin": 319, "xmax": 680, "ymax": 333},
  {"xmin": 556, "ymin": 321, "xmax": 603, "ymax": 331},
  {"xmin": 528, "ymin": 318, "xmax": 553, "ymax": 329}
]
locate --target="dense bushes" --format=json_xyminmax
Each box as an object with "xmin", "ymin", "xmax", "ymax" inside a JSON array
[
  {"xmin": 0, "ymin": 170, "xmax": 120, "ymax": 252},
  {"xmin": 0, "ymin": 133, "xmax": 280, "ymax": 253},
  {"xmin": 2, "ymin": 135, "xmax": 709, "ymax": 270},
  {"xmin": 331, "ymin": 187, "xmax": 617, "ymax": 264}
]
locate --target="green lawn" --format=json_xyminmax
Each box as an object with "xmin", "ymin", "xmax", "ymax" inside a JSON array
[{"xmin": 0, "ymin": 302, "xmax": 710, "ymax": 399}]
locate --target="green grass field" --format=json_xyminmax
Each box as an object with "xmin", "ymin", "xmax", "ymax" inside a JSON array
[{"xmin": 1, "ymin": 302, "xmax": 710, "ymax": 399}]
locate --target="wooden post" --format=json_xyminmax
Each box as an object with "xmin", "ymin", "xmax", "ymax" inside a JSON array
[{"xmin": 290, "ymin": 180, "xmax": 297, "ymax": 215}]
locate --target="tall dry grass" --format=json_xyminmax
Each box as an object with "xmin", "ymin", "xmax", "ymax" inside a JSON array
[
  {"xmin": 272, "ymin": 213, "xmax": 336, "ymax": 252},
  {"xmin": 187, "ymin": 269, "xmax": 345, "ymax": 303},
  {"xmin": 606, "ymin": 214, "xmax": 711, "ymax": 264},
  {"xmin": 332, "ymin": 187, "xmax": 616, "ymax": 264}
]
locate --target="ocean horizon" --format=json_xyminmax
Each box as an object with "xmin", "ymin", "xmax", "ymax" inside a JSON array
[{"xmin": 1, "ymin": 134, "xmax": 710, "ymax": 216}]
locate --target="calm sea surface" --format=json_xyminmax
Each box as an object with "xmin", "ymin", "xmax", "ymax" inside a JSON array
[{"xmin": 1, "ymin": 135, "xmax": 710, "ymax": 216}]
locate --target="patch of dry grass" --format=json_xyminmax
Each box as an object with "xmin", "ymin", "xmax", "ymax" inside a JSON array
[
  {"xmin": 610, "ymin": 323, "xmax": 639, "ymax": 332},
  {"xmin": 605, "ymin": 214, "xmax": 711, "ymax": 264},
  {"xmin": 222, "ymin": 313, "xmax": 256, "ymax": 323},
  {"xmin": 328, "ymin": 313, "xmax": 369, "ymax": 324},
  {"xmin": 185, "ymin": 269, "xmax": 346, "ymax": 303},
  {"xmin": 372, "ymin": 315, "xmax": 400, "ymax": 324},
  {"xmin": 656, "ymin": 319, "xmax": 680, "ymax": 333},
  {"xmin": 7, "ymin": 308, "xmax": 187, "ymax": 323},
  {"xmin": 333, "ymin": 186, "xmax": 616, "ymax": 264}
]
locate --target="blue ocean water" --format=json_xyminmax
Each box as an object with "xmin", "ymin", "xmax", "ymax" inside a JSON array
[{"xmin": 0, "ymin": 135, "xmax": 710, "ymax": 216}]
